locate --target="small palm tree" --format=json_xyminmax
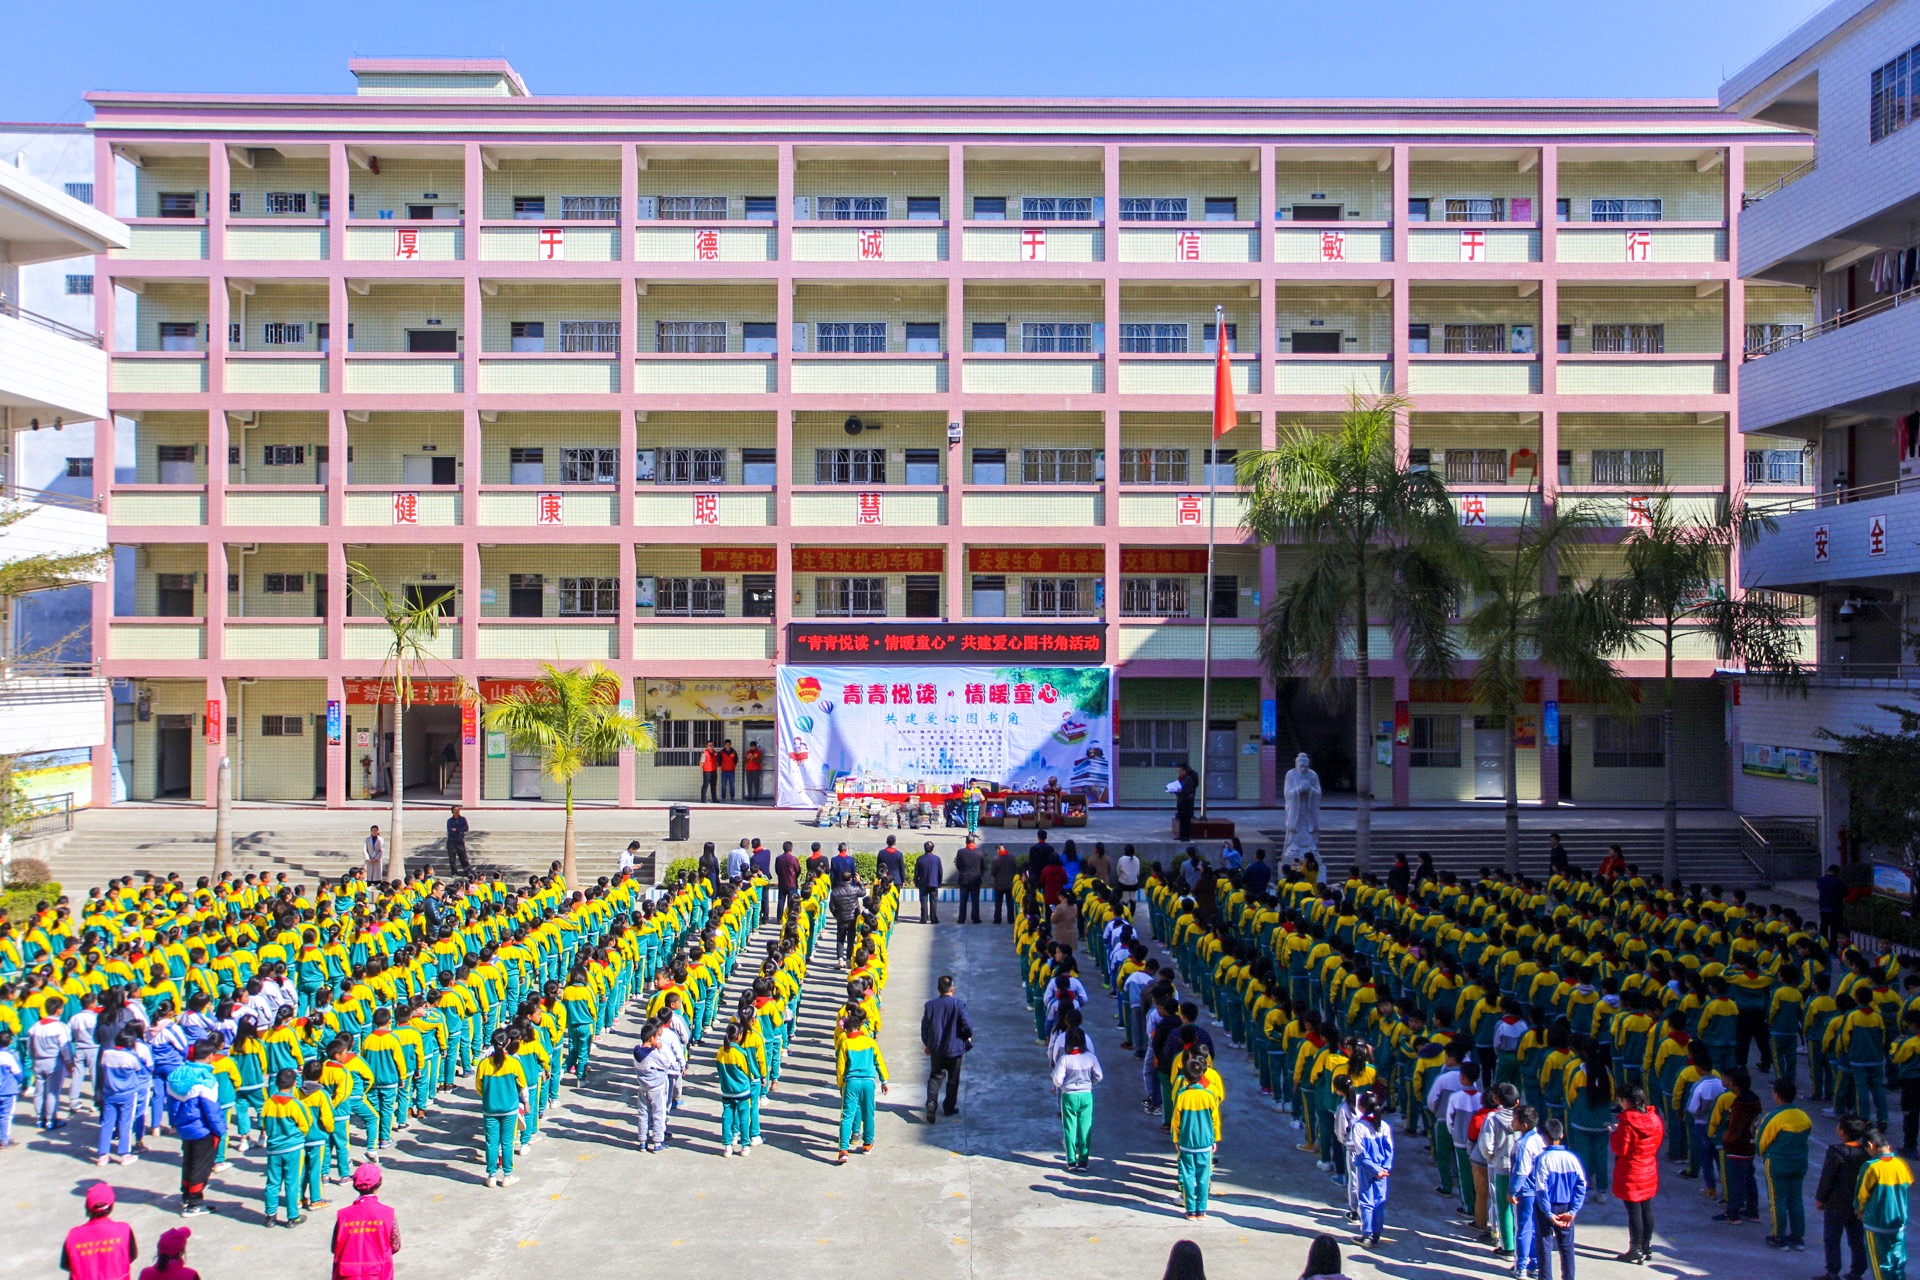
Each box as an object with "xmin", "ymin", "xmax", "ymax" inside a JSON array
[
  {"xmin": 1460, "ymin": 485, "xmax": 1635, "ymax": 873},
  {"xmin": 1240, "ymin": 393, "xmax": 1472, "ymax": 873},
  {"xmin": 482, "ymin": 662, "xmax": 653, "ymax": 884},
  {"xmin": 1605, "ymin": 494, "xmax": 1808, "ymax": 884},
  {"xmin": 349, "ymin": 563, "xmax": 460, "ymax": 879}
]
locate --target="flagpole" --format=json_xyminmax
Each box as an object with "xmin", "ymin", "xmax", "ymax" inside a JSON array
[{"xmin": 1197, "ymin": 304, "xmax": 1223, "ymax": 825}]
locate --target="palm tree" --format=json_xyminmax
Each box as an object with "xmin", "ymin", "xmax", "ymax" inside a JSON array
[
  {"xmin": 1605, "ymin": 494, "xmax": 1808, "ymax": 885},
  {"xmin": 482, "ymin": 662, "xmax": 653, "ymax": 885},
  {"xmin": 348, "ymin": 563, "xmax": 459, "ymax": 879},
  {"xmin": 1239, "ymin": 393, "xmax": 1471, "ymax": 873},
  {"xmin": 1460, "ymin": 484, "xmax": 1635, "ymax": 873}
]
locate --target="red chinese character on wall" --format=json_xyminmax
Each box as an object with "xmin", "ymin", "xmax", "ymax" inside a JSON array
[
  {"xmin": 857, "ymin": 227, "xmax": 884, "ymax": 260},
  {"xmin": 392, "ymin": 491, "xmax": 419, "ymax": 525},
  {"xmin": 1813, "ymin": 523, "xmax": 1830, "ymax": 562},
  {"xmin": 393, "ymin": 228, "xmax": 419, "ymax": 260},
  {"xmin": 1459, "ymin": 229, "xmax": 1487, "ymax": 263},
  {"xmin": 964, "ymin": 683, "xmax": 985, "ymax": 704},
  {"xmin": 1175, "ymin": 230, "xmax": 1201, "ymax": 261},
  {"xmin": 1021, "ymin": 228, "xmax": 1048, "ymax": 261},
  {"xmin": 1624, "ymin": 229, "xmax": 1652, "ymax": 263},
  {"xmin": 693, "ymin": 493, "xmax": 719, "ymax": 525},
  {"xmin": 988, "ymin": 684, "xmax": 1009, "ymax": 704},
  {"xmin": 1459, "ymin": 494, "xmax": 1487, "ymax": 527},
  {"xmin": 1012, "ymin": 683, "xmax": 1035, "ymax": 704},
  {"xmin": 1037, "ymin": 683, "xmax": 1059, "ymax": 704},
  {"xmin": 1176, "ymin": 494, "xmax": 1203, "ymax": 527},
  {"xmin": 867, "ymin": 683, "xmax": 888, "ymax": 705},
  {"xmin": 538, "ymin": 492, "xmax": 565, "ymax": 525},
  {"xmin": 1320, "ymin": 230, "xmax": 1346, "ymax": 263},
  {"xmin": 890, "ymin": 683, "xmax": 911, "ymax": 705},
  {"xmin": 1625, "ymin": 495, "xmax": 1652, "ymax": 529},
  {"xmin": 842, "ymin": 685, "xmax": 862, "ymax": 705},
  {"xmin": 538, "ymin": 227, "xmax": 566, "ymax": 261},
  {"xmin": 856, "ymin": 492, "xmax": 883, "ymax": 525},
  {"xmin": 1869, "ymin": 514, "xmax": 1888, "ymax": 556},
  {"xmin": 915, "ymin": 683, "xmax": 937, "ymax": 705},
  {"xmin": 694, "ymin": 228, "xmax": 720, "ymax": 261}
]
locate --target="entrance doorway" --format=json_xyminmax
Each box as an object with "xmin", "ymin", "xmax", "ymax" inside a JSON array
[
  {"xmin": 510, "ymin": 753, "xmax": 542, "ymax": 800},
  {"xmin": 155, "ymin": 714, "xmax": 193, "ymax": 797},
  {"xmin": 363, "ymin": 702, "xmax": 461, "ymax": 799},
  {"xmin": 1558, "ymin": 719, "xmax": 1575, "ymax": 801},
  {"xmin": 1204, "ymin": 721, "xmax": 1238, "ymax": 800},
  {"xmin": 1270, "ymin": 680, "xmax": 1357, "ymax": 795},
  {"xmin": 1473, "ymin": 718, "xmax": 1505, "ymax": 800}
]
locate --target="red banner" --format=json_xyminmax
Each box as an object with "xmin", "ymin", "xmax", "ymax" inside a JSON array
[
  {"xmin": 461, "ymin": 700, "xmax": 478, "ymax": 746},
  {"xmin": 343, "ymin": 678, "xmax": 554, "ymax": 706},
  {"xmin": 1119, "ymin": 548, "xmax": 1211, "ymax": 575},
  {"xmin": 792, "ymin": 547, "xmax": 944, "ymax": 574},
  {"xmin": 699, "ymin": 547, "xmax": 778, "ymax": 574},
  {"xmin": 968, "ymin": 548, "xmax": 1105, "ymax": 574},
  {"xmin": 205, "ymin": 700, "xmax": 222, "ymax": 744}
]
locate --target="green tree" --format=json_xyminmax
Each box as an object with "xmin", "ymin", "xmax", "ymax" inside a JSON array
[
  {"xmin": 348, "ymin": 563, "xmax": 461, "ymax": 879},
  {"xmin": 1240, "ymin": 394, "xmax": 1471, "ymax": 873},
  {"xmin": 1460, "ymin": 486, "xmax": 1635, "ymax": 873},
  {"xmin": 0, "ymin": 503, "xmax": 110, "ymax": 599},
  {"xmin": 483, "ymin": 662, "xmax": 653, "ymax": 885},
  {"xmin": 1605, "ymin": 495, "xmax": 1807, "ymax": 885},
  {"xmin": 1818, "ymin": 705, "xmax": 1920, "ymax": 873}
]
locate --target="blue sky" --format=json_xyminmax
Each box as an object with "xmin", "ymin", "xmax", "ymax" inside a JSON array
[{"xmin": 5, "ymin": 0, "xmax": 1827, "ymax": 122}]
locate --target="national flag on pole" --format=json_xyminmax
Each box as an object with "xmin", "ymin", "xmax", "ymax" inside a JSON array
[{"xmin": 1212, "ymin": 314, "xmax": 1237, "ymax": 440}]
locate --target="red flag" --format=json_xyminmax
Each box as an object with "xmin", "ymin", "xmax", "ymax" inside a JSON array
[{"xmin": 1212, "ymin": 324, "xmax": 1237, "ymax": 440}]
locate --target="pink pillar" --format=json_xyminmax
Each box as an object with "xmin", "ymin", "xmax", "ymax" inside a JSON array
[{"xmin": 203, "ymin": 675, "xmax": 227, "ymax": 806}]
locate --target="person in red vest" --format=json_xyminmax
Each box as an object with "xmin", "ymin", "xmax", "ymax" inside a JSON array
[
  {"xmin": 61, "ymin": 1183, "xmax": 136, "ymax": 1280},
  {"xmin": 743, "ymin": 740, "xmax": 765, "ymax": 801},
  {"xmin": 331, "ymin": 1163, "xmax": 401, "ymax": 1280},
  {"xmin": 718, "ymin": 739, "xmax": 739, "ymax": 801},
  {"xmin": 698, "ymin": 743, "xmax": 719, "ymax": 804}
]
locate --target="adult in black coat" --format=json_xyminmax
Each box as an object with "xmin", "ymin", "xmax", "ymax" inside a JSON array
[
  {"xmin": 876, "ymin": 835, "xmax": 907, "ymax": 889},
  {"xmin": 696, "ymin": 841, "xmax": 722, "ymax": 894},
  {"xmin": 913, "ymin": 842, "xmax": 944, "ymax": 924},
  {"xmin": 989, "ymin": 846, "xmax": 1019, "ymax": 924},
  {"xmin": 920, "ymin": 974, "xmax": 974, "ymax": 1121},
  {"xmin": 952, "ymin": 839, "xmax": 986, "ymax": 924}
]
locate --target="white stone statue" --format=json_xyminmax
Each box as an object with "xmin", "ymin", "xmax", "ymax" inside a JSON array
[{"xmin": 1283, "ymin": 752, "xmax": 1322, "ymax": 861}]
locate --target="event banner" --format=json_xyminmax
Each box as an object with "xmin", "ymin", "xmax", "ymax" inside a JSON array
[{"xmin": 776, "ymin": 665, "xmax": 1114, "ymax": 808}]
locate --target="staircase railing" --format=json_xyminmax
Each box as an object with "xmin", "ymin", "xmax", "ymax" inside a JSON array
[{"xmin": 1739, "ymin": 815, "xmax": 1821, "ymax": 887}]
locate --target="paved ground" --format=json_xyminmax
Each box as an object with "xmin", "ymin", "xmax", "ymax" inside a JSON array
[{"xmin": 6, "ymin": 896, "xmax": 1822, "ymax": 1280}]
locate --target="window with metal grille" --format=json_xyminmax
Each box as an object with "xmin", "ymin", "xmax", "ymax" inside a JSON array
[
  {"xmin": 1870, "ymin": 44, "xmax": 1920, "ymax": 143},
  {"xmin": 1119, "ymin": 197, "xmax": 1188, "ymax": 221},
  {"xmin": 1443, "ymin": 197, "xmax": 1505, "ymax": 222},
  {"xmin": 229, "ymin": 192, "xmax": 243, "ymax": 214},
  {"xmin": 1119, "ymin": 448, "xmax": 1189, "ymax": 484},
  {"xmin": 1591, "ymin": 449, "xmax": 1664, "ymax": 486},
  {"xmin": 1021, "ymin": 322, "xmax": 1093, "ymax": 353},
  {"xmin": 1592, "ymin": 714, "xmax": 1662, "ymax": 768},
  {"xmin": 262, "ymin": 573, "xmax": 304, "ymax": 595},
  {"xmin": 1121, "ymin": 577, "xmax": 1189, "ymax": 617},
  {"xmin": 1444, "ymin": 450, "xmax": 1508, "ymax": 484},
  {"xmin": 1409, "ymin": 716, "xmax": 1461, "ymax": 768},
  {"xmin": 560, "ymin": 195, "xmax": 620, "ymax": 220},
  {"xmin": 653, "ymin": 718, "xmax": 725, "ymax": 766},
  {"xmin": 260, "ymin": 715, "xmax": 304, "ymax": 737},
  {"xmin": 655, "ymin": 576, "xmax": 726, "ymax": 617},
  {"xmin": 1022, "ymin": 448, "xmax": 1098, "ymax": 484},
  {"xmin": 657, "ymin": 195, "xmax": 727, "ymax": 220},
  {"xmin": 558, "ymin": 577, "xmax": 619, "ymax": 617},
  {"xmin": 1020, "ymin": 196, "xmax": 1094, "ymax": 221},
  {"xmin": 816, "ymin": 577, "xmax": 887, "ymax": 617},
  {"xmin": 262, "ymin": 445, "xmax": 306, "ymax": 466},
  {"xmin": 1588, "ymin": 198, "xmax": 1662, "ymax": 222},
  {"xmin": 1118, "ymin": 719, "xmax": 1188, "ymax": 769},
  {"xmin": 656, "ymin": 320, "xmax": 726, "ymax": 354},
  {"xmin": 1202, "ymin": 323, "xmax": 1238, "ymax": 355},
  {"xmin": 815, "ymin": 195, "xmax": 888, "ymax": 220},
  {"xmin": 1120, "ymin": 323, "xmax": 1188, "ymax": 354},
  {"xmin": 65, "ymin": 457, "xmax": 92, "ymax": 478},
  {"xmin": 1022, "ymin": 578, "xmax": 1098, "ymax": 617},
  {"xmin": 1441, "ymin": 324, "xmax": 1505, "ymax": 354},
  {"xmin": 261, "ymin": 322, "xmax": 306, "ymax": 346},
  {"xmin": 560, "ymin": 447, "xmax": 618, "ymax": 485},
  {"xmin": 263, "ymin": 191, "xmax": 308, "ymax": 215},
  {"xmin": 64, "ymin": 182, "xmax": 93, "ymax": 204},
  {"xmin": 65, "ymin": 274, "xmax": 93, "ymax": 295},
  {"xmin": 1746, "ymin": 449, "xmax": 1808, "ymax": 486},
  {"xmin": 158, "ymin": 445, "xmax": 197, "ymax": 463},
  {"xmin": 1589, "ymin": 323, "xmax": 1665, "ymax": 354},
  {"xmin": 158, "ymin": 192, "xmax": 198, "ymax": 218},
  {"xmin": 558, "ymin": 321, "xmax": 619, "ymax": 353},
  {"xmin": 815, "ymin": 321, "xmax": 886, "ymax": 353},
  {"xmin": 656, "ymin": 447, "xmax": 725, "ymax": 485},
  {"xmin": 814, "ymin": 448, "xmax": 886, "ymax": 485},
  {"xmin": 1744, "ymin": 323, "xmax": 1804, "ymax": 355},
  {"xmin": 512, "ymin": 196, "xmax": 546, "ymax": 219}
]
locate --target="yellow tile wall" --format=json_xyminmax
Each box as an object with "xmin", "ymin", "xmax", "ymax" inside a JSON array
[
  {"xmin": 959, "ymin": 413, "xmax": 1103, "ymax": 482},
  {"xmin": 129, "ymin": 680, "xmax": 209, "ymax": 801},
  {"xmin": 634, "ymin": 158, "xmax": 780, "ymax": 219},
  {"xmin": 793, "ymin": 287, "xmax": 946, "ymax": 350},
  {"xmin": 479, "ymin": 284, "xmax": 621, "ymax": 352},
  {"xmin": 962, "ymin": 159, "xmax": 1103, "ymax": 218},
  {"xmin": 228, "ymin": 545, "xmax": 327, "ymax": 618},
  {"xmin": 1409, "ymin": 290, "xmax": 1540, "ymax": 332},
  {"xmin": 349, "ymin": 158, "xmax": 465, "ymax": 220},
  {"xmin": 342, "ymin": 546, "xmax": 462, "ymax": 615},
  {"xmin": 794, "ymin": 158, "xmax": 947, "ymax": 216},
  {"xmin": 1273, "ymin": 162, "xmax": 1393, "ymax": 221},
  {"xmin": 136, "ymin": 283, "xmax": 210, "ymax": 351},
  {"xmin": 228, "ymin": 412, "xmax": 329, "ymax": 486},
  {"xmin": 348, "ymin": 284, "xmax": 465, "ymax": 352},
  {"xmin": 635, "ymin": 415, "xmax": 774, "ymax": 485},
  {"xmin": 1405, "ymin": 704, "xmax": 1545, "ymax": 802},
  {"xmin": 135, "ymin": 158, "xmax": 211, "ymax": 219},
  {"xmin": 791, "ymin": 413, "xmax": 947, "ymax": 485},
  {"xmin": 962, "ymin": 286, "xmax": 1103, "ymax": 350},
  {"xmin": 1558, "ymin": 419, "xmax": 1728, "ymax": 487},
  {"xmin": 1406, "ymin": 163, "xmax": 1541, "ymax": 215},
  {"xmin": 1275, "ymin": 288, "xmax": 1394, "ymax": 352},
  {"xmin": 478, "ymin": 546, "xmax": 619, "ymax": 617},
  {"xmin": 1120, "ymin": 160, "xmax": 1259, "ymax": 217},
  {"xmin": 231, "ymin": 679, "xmax": 326, "ymax": 801},
  {"xmin": 478, "ymin": 412, "xmax": 620, "ymax": 484},
  {"xmin": 233, "ymin": 284, "xmax": 329, "ymax": 351},
  {"xmin": 1744, "ymin": 286, "xmax": 1817, "ymax": 330},
  {"xmin": 347, "ymin": 412, "xmax": 463, "ymax": 485},
  {"xmin": 131, "ymin": 413, "xmax": 211, "ymax": 483},
  {"xmin": 481, "ymin": 158, "xmax": 621, "ymax": 220},
  {"xmin": 1118, "ymin": 292, "xmax": 1260, "ymax": 348},
  {"xmin": 1556, "ymin": 162, "xmax": 1725, "ymax": 222},
  {"xmin": 131, "ymin": 545, "xmax": 210, "ymax": 616},
  {"xmin": 1558, "ymin": 287, "xmax": 1726, "ymax": 354},
  {"xmin": 229, "ymin": 153, "xmax": 330, "ymax": 217},
  {"xmin": 634, "ymin": 284, "xmax": 777, "ymax": 353}
]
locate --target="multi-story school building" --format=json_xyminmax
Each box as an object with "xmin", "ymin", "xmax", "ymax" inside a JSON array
[{"xmin": 81, "ymin": 57, "xmax": 1814, "ymax": 810}]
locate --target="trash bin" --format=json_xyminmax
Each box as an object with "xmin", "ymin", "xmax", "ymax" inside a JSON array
[{"xmin": 667, "ymin": 804, "xmax": 691, "ymax": 842}]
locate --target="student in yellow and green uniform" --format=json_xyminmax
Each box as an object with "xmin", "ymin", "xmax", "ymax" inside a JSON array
[
  {"xmin": 260, "ymin": 1068, "xmax": 312, "ymax": 1227},
  {"xmin": 359, "ymin": 1007, "xmax": 409, "ymax": 1152},
  {"xmin": 475, "ymin": 1030, "xmax": 529, "ymax": 1187},
  {"xmin": 325, "ymin": 1035, "xmax": 378, "ymax": 1163},
  {"xmin": 561, "ymin": 968, "xmax": 596, "ymax": 1080},
  {"xmin": 834, "ymin": 1007, "xmax": 888, "ymax": 1164},
  {"xmin": 296, "ymin": 1058, "xmax": 336, "ymax": 1212},
  {"xmin": 715, "ymin": 1018, "xmax": 757, "ymax": 1157},
  {"xmin": 1858, "ymin": 1138, "xmax": 1912, "ymax": 1280},
  {"xmin": 1757, "ymin": 1078, "xmax": 1811, "ymax": 1252},
  {"xmin": 1171, "ymin": 1051, "xmax": 1224, "ymax": 1221},
  {"xmin": 1892, "ymin": 1010, "xmax": 1920, "ymax": 1157}
]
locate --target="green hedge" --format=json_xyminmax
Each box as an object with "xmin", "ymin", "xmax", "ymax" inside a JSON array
[
  {"xmin": 1845, "ymin": 894, "xmax": 1920, "ymax": 950},
  {"xmin": 658, "ymin": 851, "xmax": 922, "ymax": 885},
  {"xmin": 1, "ymin": 882, "xmax": 61, "ymax": 926}
]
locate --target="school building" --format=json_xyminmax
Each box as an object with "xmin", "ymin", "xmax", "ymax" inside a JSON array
[{"xmin": 82, "ymin": 58, "xmax": 1814, "ymax": 809}]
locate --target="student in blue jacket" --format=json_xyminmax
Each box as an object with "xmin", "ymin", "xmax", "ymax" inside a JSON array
[
  {"xmin": 164, "ymin": 1037, "xmax": 228, "ymax": 1216},
  {"xmin": 1350, "ymin": 1089, "xmax": 1395, "ymax": 1249},
  {"xmin": 1525, "ymin": 1119, "xmax": 1589, "ymax": 1280},
  {"xmin": 95, "ymin": 1029, "xmax": 144, "ymax": 1165}
]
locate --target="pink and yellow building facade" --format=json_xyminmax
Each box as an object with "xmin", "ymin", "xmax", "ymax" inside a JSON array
[{"xmin": 84, "ymin": 57, "xmax": 1813, "ymax": 809}]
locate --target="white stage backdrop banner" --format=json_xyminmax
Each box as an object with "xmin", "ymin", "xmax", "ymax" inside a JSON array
[{"xmin": 776, "ymin": 665, "xmax": 1114, "ymax": 808}]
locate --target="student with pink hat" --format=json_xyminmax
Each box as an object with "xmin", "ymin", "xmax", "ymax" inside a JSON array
[{"xmin": 60, "ymin": 1183, "xmax": 136, "ymax": 1280}]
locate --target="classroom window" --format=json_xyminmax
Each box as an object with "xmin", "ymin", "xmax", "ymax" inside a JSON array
[
  {"xmin": 815, "ymin": 195, "xmax": 888, "ymax": 220},
  {"xmin": 1119, "ymin": 197, "xmax": 1188, "ymax": 221},
  {"xmin": 512, "ymin": 196, "xmax": 546, "ymax": 220},
  {"xmin": 1204, "ymin": 197, "xmax": 1239, "ymax": 221},
  {"xmin": 1022, "ymin": 448, "xmax": 1098, "ymax": 484},
  {"xmin": 558, "ymin": 577, "xmax": 619, "ymax": 618},
  {"xmin": 1592, "ymin": 714, "xmax": 1663, "ymax": 768},
  {"xmin": 259, "ymin": 715, "xmax": 304, "ymax": 737},
  {"xmin": 655, "ymin": 447, "xmax": 725, "ymax": 485},
  {"xmin": 261, "ymin": 445, "xmax": 306, "ymax": 467},
  {"xmin": 64, "ymin": 274, "xmax": 93, "ymax": 295},
  {"xmin": 1021, "ymin": 322, "xmax": 1093, "ymax": 353},
  {"xmin": 904, "ymin": 322, "xmax": 941, "ymax": 353},
  {"xmin": 903, "ymin": 449, "xmax": 941, "ymax": 485},
  {"xmin": 560, "ymin": 447, "xmax": 618, "ymax": 485},
  {"xmin": 1870, "ymin": 44, "xmax": 1920, "ymax": 143},
  {"xmin": 1591, "ymin": 449, "xmax": 1665, "ymax": 486},
  {"xmin": 906, "ymin": 196, "xmax": 942, "ymax": 220},
  {"xmin": 814, "ymin": 448, "xmax": 886, "ymax": 485},
  {"xmin": 653, "ymin": 718, "xmax": 725, "ymax": 766},
  {"xmin": 1441, "ymin": 324, "xmax": 1506, "ymax": 354},
  {"xmin": 1021, "ymin": 196, "xmax": 1095, "ymax": 221},
  {"xmin": 1120, "ymin": 323, "xmax": 1187, "ymax": 353},
  {"xmin": 1744, "ymin": 323, "xmax": 1804, "ymax": 355},
  {"xmin": 261, "ymin": 573, "xmax": 304, "ymax": 595},
  {"xmin": 1443, "ymin": 197, "xmax": 1505, "ymax": 222},
  {"xmin": 742, "ymin": 322, "xmax": 777, "ymax": 353},
  {"xmin": 558, "ymin": 321, "xmax": 619, "ymax": 353},
  {"xmin": 815, "ymin": 577, "xmax": 887, "ymax": 617},
  {"xmin": 815, "ymin": 321, "xmax": 887, "ymax": 353},
  {"xmin": 972, "ymin": 196, "xmax": 1007, "ymax": 220},
  {"xmin": 1589, "ymin": 197, "xmax": 1662, "ymax": 222},
  {"xmin": 1589, "ymin": 323, "xmax": 1665, "ymax": 354},
  {"xmin": 65, "ymin": 457, "xmax": 92, "ymax": 478},
  {"xmin": 657, "ymin": 320, "xmax": 727, "ymax": 354},
  {"xmin": 971, "ymin": 575, "xmax": 1006, "ymax": 616},
  {"xmin": 261, "ymin": 322, "xmax": 306, "ymax": 346},
  {"xmin": 1444, "ymin": 449, "xmax": 1508, "ymax": 484},
  {"xmin": 1121, "ymin": 577, "xmax": 1189, "ymax": 617},
  {"xmin": 742, "ymin": 574, "xmax": 776, "ymax": 617},
  {"xmin": 971, "ymin": 322, "xmax": 1007, "ymax": 352},
  {"xmin": 64, "ymin": 182, "xmax": 93, "ymax": 204},
  {"xmin": 158, "ymin": 192, "xmax": 198, "ymax": 218},
  {"xmin": 263, "ymin": 191, "xmax": 308, "ymax": 215},
  {"xmin": 1746, "ymin": 449, "xmax": 1808, "ymax": 486},
  {"xmin": 654, "ymin": 577, "xmax": 726, "ymax": 617},
  {"xmin": 657, "ymin": 195, "xmax": 726, "ymax": 220},
  {"xmin": 740, "ymin": 449, "xmax": 777, "ymax": 486},
  {"xmin": 1119, "ymin": 448, "xmax": 1189, "ymax": 484},
  {"xmin": 509, "ymin": 321, "xmax": 545, "ymax": 353},
  {"xmin": 971, "ymin": 448, "xmax": 1007, "ymax": 485},
  {"xmin": 1119, "ymin": 719, "xmax": 1188, "ymax": 770},
  {"xmin": 1410, "ymin": 716, "xmax": 1461, "ymax": 768},
  {"xmin": 1022, "ymin": 577, "xmax": 1098, "ymax": 617},
  {"xmin": 560, "ymin": 195, "xmax": 620, "ymax": 220}
]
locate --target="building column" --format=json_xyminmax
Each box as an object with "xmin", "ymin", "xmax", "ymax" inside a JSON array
[
  {"xmin": 944, "ymin": 141, "xmax": 967, "ymax": 623},
  {"xmin": 204, "ymin": 674, "xmax": 227, "ymax": 808},
  {"xmin": 325, "ymin": 537, "xmax": 347, "ymax": 806},
  {"xmin": 326, "ymin": 673, "xmax": 347, "ymax": 806},
  {"xmin": 616, "ymin": 538, "xmax": 638, "ymax": 809}
]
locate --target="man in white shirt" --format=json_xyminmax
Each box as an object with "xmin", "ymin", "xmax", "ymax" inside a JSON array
[
  {"xmin": 363, "ymin": 825, "xmax": 386, "ymax": 881},
  {"xmin": 617, "ymin": 841, "xmax": 640, "ymax": 875}
]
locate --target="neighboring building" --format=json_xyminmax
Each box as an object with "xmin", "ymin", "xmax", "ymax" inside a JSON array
[
  {"xmin": 86, "ymin": 57, "xmax": 1807, "ymax": 810},
  {"xmin": 1723, "ymin": 0, "xmax": 1920, "ymax": 866},
  {"xmin": 0, "ymin": 152, "xmax": 124, "ymax": 809}
]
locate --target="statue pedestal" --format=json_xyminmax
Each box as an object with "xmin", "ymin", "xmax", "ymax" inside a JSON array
[{"xmin": 1177, "ymin": 817, "xmax": 1237, "ymax": 840}]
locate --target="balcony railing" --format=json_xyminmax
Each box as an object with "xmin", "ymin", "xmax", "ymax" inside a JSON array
[
  {"xmin": 0, "ymin": 297, "xmax": 102, "ymax": 347},
  {"xmin": 1744, "ymin": 282, "xmax": 1920, "ymax": 359},
  {"xmin": 1747, "ymin": 661, "xmax": 1920, "ymax": 688},
  {"xmin": 1740, "ymin": 158, "xmax": 1817, "ymax": 209},
  {"xmin": 1748, "ymin": 473, "xmax": 1920, "ymax": 517},
  {"xmin": 3, "ymin": 484, "xmax": 100, "ymax": 513}
]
